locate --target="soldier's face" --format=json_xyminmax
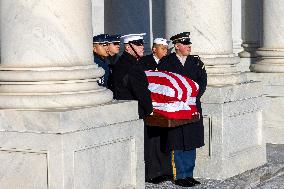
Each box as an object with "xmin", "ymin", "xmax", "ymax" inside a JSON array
[
  {"xmin": 176, "ymin": 43, "xmax": 191, "ymax": 56},
  {"xmin": 153, "ymin": 44, "xmax": 168, "ymax": 59},
  {"xmin": 93, "ymin": 43, "xmax": 109, "ymax": 57},
  {"xmin": 108, "ymin": 43, "xmax": 120, "ymax": 56},
  {"xmin": 126, "ymin": 43, "xmax": 144, "ymax": 58},
  {"xmin": 133, "ymin": 44, "xmax": 144, "ymax": 57}
]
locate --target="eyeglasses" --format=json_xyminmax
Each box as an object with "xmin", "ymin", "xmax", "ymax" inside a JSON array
[{"xmin": 113, "ymin": 42, "xmax": 120, "ymax": 46}]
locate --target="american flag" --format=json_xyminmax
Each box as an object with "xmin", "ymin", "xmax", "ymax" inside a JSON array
[{"xmin": 145, "ymin": 70, "xmax": 199, "ymax": 120}]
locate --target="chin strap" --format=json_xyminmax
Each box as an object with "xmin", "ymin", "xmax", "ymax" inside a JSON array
[{"xmin": 129, "ymin": 43, "xmax": 141, "ymax": 60}]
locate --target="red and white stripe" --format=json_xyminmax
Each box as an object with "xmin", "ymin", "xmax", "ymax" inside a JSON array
[{"xmin": 145, "ymin": 70, "xmax": 199, "ymax": 120}]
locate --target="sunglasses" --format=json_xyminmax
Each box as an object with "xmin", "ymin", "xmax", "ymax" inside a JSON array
[{"xmin": 113, "ymin": 42, "xmax": 120, "ymax": 46}]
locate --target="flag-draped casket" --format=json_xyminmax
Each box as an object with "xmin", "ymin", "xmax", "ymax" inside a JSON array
[{"xmin": 145, "ymin": 70, "xmax": 200, "ymax": 124}]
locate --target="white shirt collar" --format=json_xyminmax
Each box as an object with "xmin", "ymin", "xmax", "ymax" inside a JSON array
[
  {"xmin": 153, "ymin": 54, "xmax": 160, "ymax": 64},
  {"xmin": 175, "ymin": 53, "xmax": 187, "ymax": 66}
]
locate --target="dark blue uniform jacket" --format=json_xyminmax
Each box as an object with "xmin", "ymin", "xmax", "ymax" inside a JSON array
[
  {"xmin": 158, "ymin": 52, "xmax": 207, "ymax": 151},
  {"xmin": 94, "ymin": 53, "xmax": 109, "ymax": 87}
]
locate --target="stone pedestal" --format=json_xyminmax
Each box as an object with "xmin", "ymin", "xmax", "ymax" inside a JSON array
[
  {"xmin": 164, "ymin": 0, "xmax": 266, "ymax": 179},
  {"xmin": 195, "ymin": 82, "xmax": 266, "ymax": 179},
  {"xmin": 0, "ymin": 101, "xmax": 145, "ymax": 189},
  {"xmin": 247, "ymin": 73, "xmax": 284, "ymax": 144},
  {"xmin": 248, "ymin": 0, "xmax": 284, "ymax": 145},
  {"xmin": 0, "ymin": 1, "xmax": 145, "ymax": 188}
]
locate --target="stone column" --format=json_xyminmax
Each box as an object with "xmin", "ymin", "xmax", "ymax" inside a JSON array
[
  {"xmin": 0, "ymin": 1, "xmax": 144, "ymax": 188},
  {"xmin": 0, "ymin": 0, "xmax": 112, "ymax": 109},
  {"xmin": 165, "ymin": 0, "xmax": 266, "ymax": 179},
  {"xmin": 239, "ymin": 0, "xmax": 261, "ymax": 60},
  {"xmin": 252, "ymin": 0, "xmax": 284, "ymax": 72},
  {"xmin": 232, "ymin": 0, "xmax": 244, "ymax": 55},
  {"xmin": 165, "ymin": 0, "xmax": 244, "ymax": 86},
  {"xmin": 247, "ymin": 0, "xmax": 284, "ymax": 144},
  {"xmin": 92, "ymin": 0, "xmax": 104, "ymax": 35}
]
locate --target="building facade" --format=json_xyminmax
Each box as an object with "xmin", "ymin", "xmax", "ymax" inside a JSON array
[{"xmin": 0, "ymin": 0, "xmax": 283, "ymax": 188}]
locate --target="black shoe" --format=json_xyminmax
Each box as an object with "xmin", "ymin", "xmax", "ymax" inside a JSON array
[
  {"xmin": 148, "ymin": 176, "xmax": 168, "ymax": 184},
  {"xmin": 174, "ymin": 179, "xmax": 196, "ymax": 187},
  {"xmin": 186, "ymin": 177, "xmax": 201, "ymax": 185}
]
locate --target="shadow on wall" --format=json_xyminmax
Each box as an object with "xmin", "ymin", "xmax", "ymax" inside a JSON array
[{"xmin": 104, "ymin": 0, "xmax": 165, "ymax": 53}]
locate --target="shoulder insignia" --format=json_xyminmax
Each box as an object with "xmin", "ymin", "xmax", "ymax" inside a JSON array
[{"xmin": 192, "ymin": 55, "xmax": 205, "ymax": 69}]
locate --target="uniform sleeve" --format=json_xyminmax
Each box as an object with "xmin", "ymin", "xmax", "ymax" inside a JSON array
[
  {"xmin": 196, "ymin": 58, "xmax": 207, "ymax": 98},
  {"xmin": 138, "ymin": 57, "xmax": 148, "ymax": 71},
  {"xmin": 128, "ymin": 65, "xmax": 153, "ymax": 117}
]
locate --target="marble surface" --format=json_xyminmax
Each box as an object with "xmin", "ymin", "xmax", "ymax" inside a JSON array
[
  {"xmin": 1, "ymin": 0, "xmax": 93, "ymax": 67},
  {"xmin": 232, "ymin": 0, "xmax": 244, "ymax": 54},
  {"xmin": 252, "ymin": 0, "xmax": 284, "ymax": 72},
  {"xmin": 164, "ymin": 0, "xmax": 245, "ymax": 85},
  {"xmin": 165, "ymin": 0, "xmax": 232, "ymax": 54},
  {"xmin": 247, "ymin": 72, "xmax": 284, "ymax": 144},
  {"xmin": 146, "ymin": 144, "xmax": 284, "ymax": 189},
  {"xmin": 0, "ymin": 101, "xmax": 144, "ymax": 189},
  {"xmin": 92, "ymin": 0, "xmax": 104, "ymax": 35},
  {"xmin": 194, "ymin": 82, "xmax": 266, "ymax": 179},
  {"xmin": 0, "ymin": 0, "xmax": 113, "ymax": 109}
]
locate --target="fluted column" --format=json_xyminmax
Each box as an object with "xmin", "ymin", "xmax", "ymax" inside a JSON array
[
  {"xmin": 165, "ymin": 0, "xmax": 244, "ymax": 85},
  {"xmin": 251, "ymin": 0, "xmax": 284, "ymax": 72},
  {"xmin": 0, "ymin": 0, "xmax": 112, "ymax": 109}
]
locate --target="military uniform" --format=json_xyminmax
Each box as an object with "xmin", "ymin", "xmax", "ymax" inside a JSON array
[
  {"xmin": 139, "ymin": 39, "xmax": 173, "ymax": 182},
  {"xmin": 93, "ymin": 34, "xmax": 110, "ymax": 87},
  {"xmin": 94, "ymin": 53, "xmax": 110, "ymax": 87},
  {"xmin": 139, "ymin": 54, "xmax": 164, "ymax": 71},
  {"xmin": 157, "ymin": 32, "xmax": 207, "ymax": 186},
  {"xmin": 112, "ymin": 51, "xmax": 153, "ymax": 118},
  {"xmin": 159, "ymin": 53, "xmax": 207, "ymax": 151}
]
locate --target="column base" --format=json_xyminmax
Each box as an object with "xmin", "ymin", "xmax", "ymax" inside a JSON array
[
  {"xmin": 233, "ymin": 39, "xmax": 244, "ymax": 55},
  {"xmin": 238, "ymin": 57, "xmax": 256, "ymax": 72},
  {"xmin": 239, "ymin": 42, "xmax": 259, "ymax": 58},
  {"xmin": 0, "ymin": 65, "xmax": 113, "ymax": 109},
  {"xmin": 195, "ymin": 82, "xmax": 267, "ymax": 179},
  {"xmin": 200, "ymin": 54, "xmax": 245, "ymax": 85},
  {"xmin": 251, "ymin": 48, "xmax": 284, "ymax": 73},
  {"xmin": 0, "ymin": 101, "xmax": 144, "ymax": 189}
]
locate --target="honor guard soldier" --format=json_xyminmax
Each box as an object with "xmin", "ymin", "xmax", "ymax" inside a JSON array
[
  {"xmin": 93, "ymin": 34, "xmax": 110, "ymax": 87},
  {"xmin": 140, "ymin": 38, "xmax": 169, "ymax": 71},
  {"xmin": 139, "ymin": 38, "xmax": 173, "ymax": 184},
  {"xmin": 112, "ymin": 33, "xmax": 153, "ymax": 118},
  {"xmin": 106, "ymin": 34, "xmax": 121, "ymax": 90},
  {"xmin": 158, "ymin": 32, "xmax": 207, "ymax": 187},
  {"xmin": 106, "ymin": 34, "xmax": 121, "ymax": 65},
  {"xmin": 112, "ymin": 33, "xmax": 163, "ymax": 182}
]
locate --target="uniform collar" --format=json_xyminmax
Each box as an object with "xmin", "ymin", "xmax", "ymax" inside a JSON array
[
  {"xmin": 153, "ymin": 54, "xmax": 160, "ymax": 64},
  {"xmin": 175, "ymin": 53, "xmax": 187, "ymax": 66}
]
